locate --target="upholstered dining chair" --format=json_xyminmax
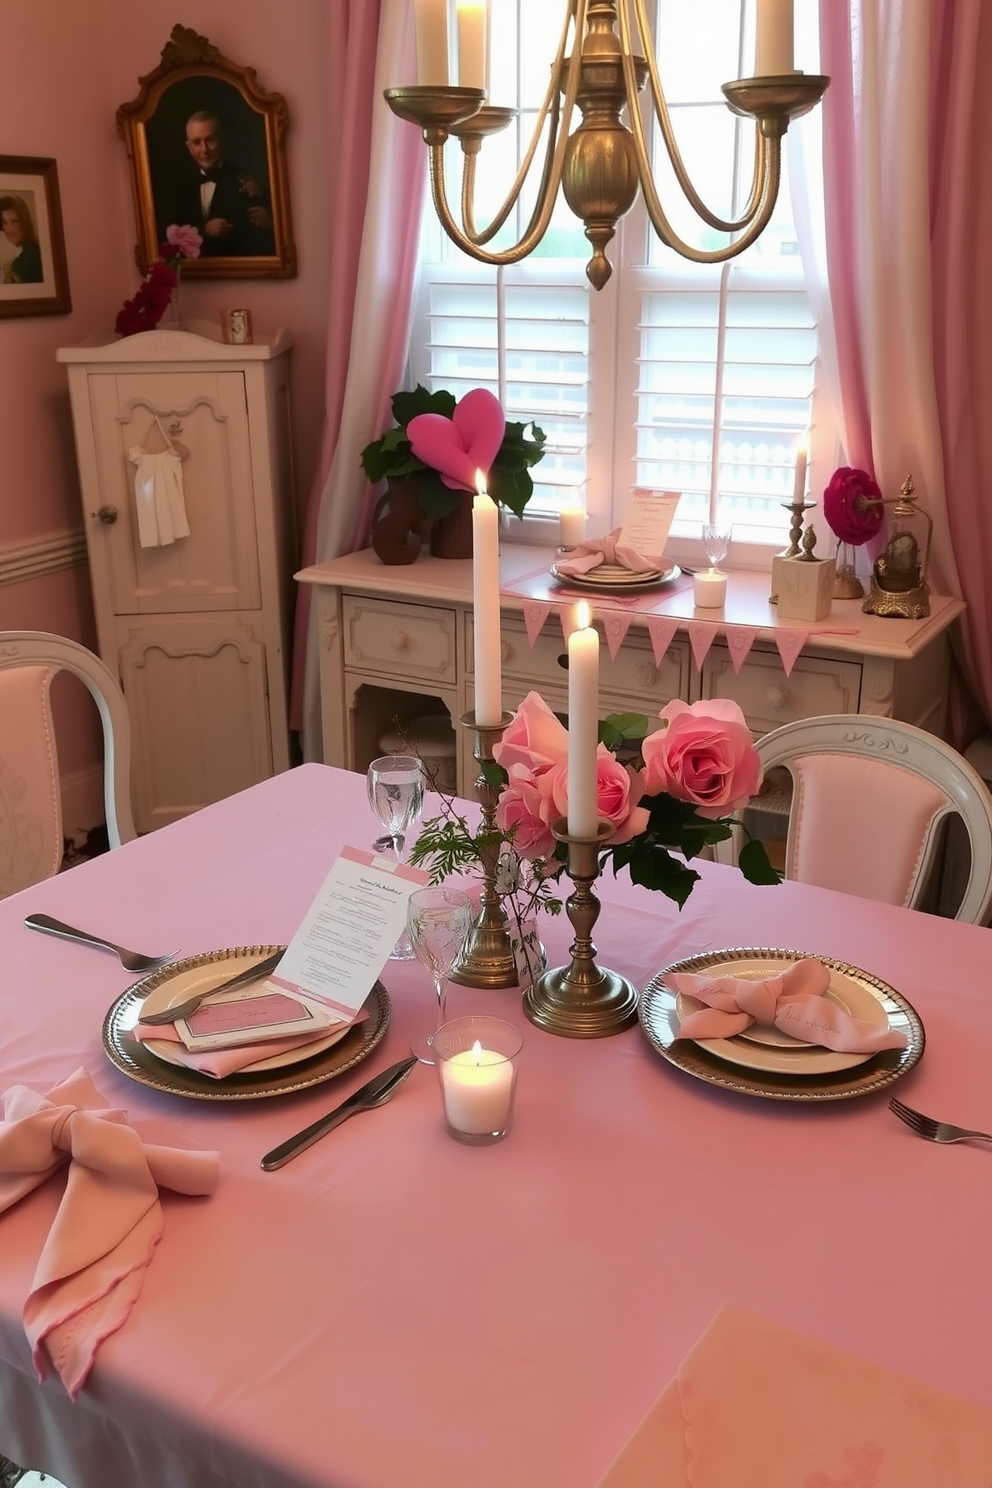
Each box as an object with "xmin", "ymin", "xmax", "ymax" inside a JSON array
[
  {"xmin": 712, "ymin": 714, "xmax": 992, "ymax": 925},
  {"xmin": 0, "ymin": 630, "xmax": 135, "ymax": 898}
]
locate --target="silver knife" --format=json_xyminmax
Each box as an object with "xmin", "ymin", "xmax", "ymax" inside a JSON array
[
  {"xmin": 260, "ymin": 1056, "xmax": 418, "ymax": 1171},
  {"xmin": 140, "ymin": 949, "xmax": 284, "ymax": 1025}
]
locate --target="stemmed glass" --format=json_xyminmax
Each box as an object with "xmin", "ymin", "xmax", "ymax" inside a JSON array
[
  {"xmin": 406, "ymin": 886, "xmax": 474, "ymax": 1064},
  {"xmin": 367, "ymin": 754, "xmax": 427, "ymax": 961},
  {"xmin": 702, "ymin": 522, "xmax": 733, "ymax": 572}
]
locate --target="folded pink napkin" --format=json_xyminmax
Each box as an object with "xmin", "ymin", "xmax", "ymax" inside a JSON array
[
  {"xmin": 555, "ymin": 527, "xmax": 663, "ymax": 577},
  {"xmin": 666, "ymin": 958, "xmax": 907, "ymax": 1053},
  {"xmin": 132, "ymin": 1016, "xmax": 355, "ymax": 1079},
  {"xmin": 598, "ymin": 1306, "xmax": 992, "ymax": 1487},
  {"xmin": 0, "ymin": 1068, "xmax": 218, "ymax": 1399}
]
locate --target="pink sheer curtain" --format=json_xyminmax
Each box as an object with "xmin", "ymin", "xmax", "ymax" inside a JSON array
[
  {"xmin": 819, "ymin": 0, "xmax": 992, "ymax": 737},
  {"xmin": 290, "ymin": 0, "xmax": 425, "ymax": 751}
]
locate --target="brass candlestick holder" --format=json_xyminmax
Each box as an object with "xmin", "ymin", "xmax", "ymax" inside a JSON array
[
  {"xmin": 448, "ymin": 709, "xmax": 531, "ymax": 990},
  {"xmin": 524, "ymin": 818, "xmax": 638, "ymax": 1038}
]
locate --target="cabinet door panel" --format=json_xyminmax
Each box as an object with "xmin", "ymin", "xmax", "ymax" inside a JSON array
[
  {"xmin": 117, "ymin": 616, "xmax": 273, "ymax": 833},
  {"xmin": 701, "ymin": 646, "xmax": 863, "ymax": 736},
  {"xmin": 88, "ymin": 372, "xmax": 260, "ymax": 615}
]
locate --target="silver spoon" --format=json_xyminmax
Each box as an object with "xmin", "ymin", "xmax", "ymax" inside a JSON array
[{"xmin": 24, "ymin": 913, "xmax": 176, "ymax": 973}]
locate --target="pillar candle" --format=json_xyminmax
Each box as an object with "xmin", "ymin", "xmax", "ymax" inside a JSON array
[
  {"xmin": 415, "ymin": 0, "xmax": 449, "ymax": 85},
  {"xmin": 440, "ymin": 1041, "xmax": 514, "ymax": 1136},
  {"xmin": 694, "ymin": 568, "xmax": 728, "ymax": 608},
  {"xmin": 473, "ymin": 485, "xmax": 502, "ymax": 726},
  {"xmin": 558, "ymin": 506, "xmax": 587, "ymax": 549},
  {"xmin": 793, "ymin": 442, "xmax": 808, "ymax": 504},
  {"xmin": 456, "ymin": 0, "xmax": 488, "ymax": 90},
  {"xmin": 567, "ymin": 602, "xmax": 599, "ymax": 838},
  {"xmin": 756, "ymin": 0, "xmax": 794, "ymax": 75}
]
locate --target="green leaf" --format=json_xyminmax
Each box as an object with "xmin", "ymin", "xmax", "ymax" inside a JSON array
[
  {"xmin": 391, "ymin": 385, "xmax": 455, "ymax": 425},
  {"xmin": 480, "ymin": 759, "xmax": 508, "ymax": 791},
  {"xmin": 601, "ymin": 711, "xmax": 649, "ymax": 742},
  {"xmin": 738, "ymin": 838, "xmax": 783, "ymax": 885}
]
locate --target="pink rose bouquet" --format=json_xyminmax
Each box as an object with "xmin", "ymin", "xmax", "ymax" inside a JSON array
[{"xmin": 490, "ymin": 691, "xmax": 777, "ymax": 908}]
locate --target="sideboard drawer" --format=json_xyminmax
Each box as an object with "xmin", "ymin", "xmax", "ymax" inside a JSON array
[
  {"xmin": 469, "ymin": 614, "xmax": 691, "ymax": 710},
  {"xmin": 701, "ymin": 645, "xmax": 863, "ymax": 736},
  {"xmin": 343, "ymin": 596, "xmax": 457, "ymax": 681}
]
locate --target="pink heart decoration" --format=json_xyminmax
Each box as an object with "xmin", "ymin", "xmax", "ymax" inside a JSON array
[{"xmin": 407, "ymin": 388, "xmax": 506, "ymax": 492}]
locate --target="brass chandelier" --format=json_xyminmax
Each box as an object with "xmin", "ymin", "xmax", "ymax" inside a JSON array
[{"xmin": 386, "ymin": 0, "xmax": 828, "ymax": 290}]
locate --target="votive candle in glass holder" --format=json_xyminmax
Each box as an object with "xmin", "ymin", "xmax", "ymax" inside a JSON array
[
  {"xmin": 558, "ymin": 506, "xmax": 587, "ymax": 550},
  {"xmin": 433, "ymin": 1015, "xmax": 523, "ymax": 1144},
  {"xmin": 694, "ymin": 568, "xmax": 727, "ymax": 608}
]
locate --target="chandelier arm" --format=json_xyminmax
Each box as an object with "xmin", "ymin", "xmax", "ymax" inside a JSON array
[
  {"xmin": 427, "ymin": 133, "xmax": 569, "ymax": 266},
  {"xmin": 624, "ymin": 0, "xmax": 767, "ymax": 234},
  {"xmin": 637, "ymin": 132, "xmax": 781, "ymax": 264},
  {"xmin": 457, "ymin": 0, "xmax": 579, "ymax": 248}
]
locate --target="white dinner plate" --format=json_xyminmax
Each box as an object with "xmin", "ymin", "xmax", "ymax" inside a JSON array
[
  {"xmin": 638, "ymin": 947, "xmax": 924, "ymax": 1103},
  {"xmin": 550, "ymin": 561, "xmax": 681, "ymax": 592},
  {"xmin": 674, "ymin": 951, "xmax": 890, "ymax": 1075}
]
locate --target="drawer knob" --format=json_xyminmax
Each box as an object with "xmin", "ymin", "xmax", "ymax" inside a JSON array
[
  {"xmin": 500, "ymin": 640, "xmax": 515, "ymax": 663},
  {"xmin": 765, "ymin": 684, "xmax": 788, "ymax": 708},
  {"xmin": 636, "ymin": 662, "xmax": 658, "ymax": 688},
  {"xmin": 96, "ymin": 505, "xmax": 118, "ymax": 525},
  {"xmin": 388, "ymin": 630, "xmax": 409, "ymax": 651}
]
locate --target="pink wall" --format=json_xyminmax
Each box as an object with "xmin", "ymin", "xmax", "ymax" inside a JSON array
[{"xmin": 0, "ymin": 0, "xmax": 332, "ymax": 818}]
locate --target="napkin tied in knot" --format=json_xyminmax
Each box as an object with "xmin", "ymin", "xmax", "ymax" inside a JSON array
[
  {"xmin": 0, "ymin": 1068, "xmax": 218, "ymax": 1399},
  {"xmin": 667, "ymin": 959, "xmax": 907, "ymax": 1053},
  {"xmin": 555, "ymin": 527, "xmax": 663, "ymax": 578}
]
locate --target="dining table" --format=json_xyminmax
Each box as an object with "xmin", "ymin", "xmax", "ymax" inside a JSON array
[{"xmin": 0, "ymin": 761, "xmax": 990, "ymax": 1488}]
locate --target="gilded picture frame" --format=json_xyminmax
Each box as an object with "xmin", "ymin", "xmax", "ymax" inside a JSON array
[
  {"xmin": 117, "ymin": 25, "xmax": 296, "ymax": 280},
  {"xmin": 0, "ymin": 155, "xmax": 72, "ymax": 318}
]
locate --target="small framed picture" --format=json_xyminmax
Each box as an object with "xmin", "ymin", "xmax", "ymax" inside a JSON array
[
  {"xmin": 0, "ymin": 155, "xmax": 72, "ymax": 318},
  {"xmin": 223, "ymin": 307, "xmax": 253, "ymax": 345}
]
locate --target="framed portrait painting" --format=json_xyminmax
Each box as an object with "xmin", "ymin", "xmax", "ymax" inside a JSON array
[
  {"xmin": 0, "ymin": 156, "xmax": 72, "ymax": 318},
  {"xmin": 117, "ymin": 25, "xmax": 296, "ymax": 280}
]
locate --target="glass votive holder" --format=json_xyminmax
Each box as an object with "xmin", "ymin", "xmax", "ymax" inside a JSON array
[
  {"xmin": 433, "ymin": 1016, "xmax": 523, "ymax": 1146},
  {"xmin": 694, "ymin": 567, "xmax": 727, "ymax": 608}
]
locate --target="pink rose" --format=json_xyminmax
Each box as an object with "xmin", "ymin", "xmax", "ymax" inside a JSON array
[
  {"xmin": 642, "ymin": 699, "xmax": 762, "ymax": 819},
  {"xmin": 165, "ymin": 223, "xmax": 203, "ymax": 260},
  {"xmin": 548, "ymin": 746, "xmax": 649, "ymax": 844},
  {"xmin": 493, "ymin": 691, "xmax": 568, "ymax": 776},
  {"xmin": 495, "ymin": 763, "xmax": 557, "ymax": 859}
]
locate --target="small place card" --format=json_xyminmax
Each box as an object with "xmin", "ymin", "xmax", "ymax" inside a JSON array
[
  {"xmin": 618, "ymin": 488, "xmax": 680, "ymax": 560},
  {"xmin": 271, "ymin": 846, "xmax": 430, "ymax": 1017},
  {"xmin": 508, "ymin": 916, "xmax": 543, "ymax": 993}
]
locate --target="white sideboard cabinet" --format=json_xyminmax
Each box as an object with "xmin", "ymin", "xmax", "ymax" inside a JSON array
[
  {"xmin": 296, "ymin": 545, "xmax": 964, "ymax": 799},
  {"xmin": 58, "ymin": 325, "xmax": 297, "ymax": 834}
]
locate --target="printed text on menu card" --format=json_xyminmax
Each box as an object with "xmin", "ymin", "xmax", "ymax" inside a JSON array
[
  {"xmin": 270, "ymin": 846, "xmax": 430, "ymax": 1018},
  {"xmin": 619, "ymin": 489, "xmax": 681, "ymax": 560}
]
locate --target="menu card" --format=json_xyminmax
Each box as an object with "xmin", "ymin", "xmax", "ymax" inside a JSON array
[
  {"xmin": 270, "ymin": 846, "xmax": 430, "ymax": 1018},
  {"xmin": 619, "ymin": 488, "xmax": 680, "ymax": 558}
]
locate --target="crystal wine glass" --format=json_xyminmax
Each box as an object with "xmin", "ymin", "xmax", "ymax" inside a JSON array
[
  {"xmin": 406, "ymin": 886, "xmax": 474, "ymax": 1064},
  {"xmin": 367, "ymin": 754, "xmax": 427, "ymax": 961},
  {"xmin": 702, "ymin": 522, "xmax": 733, "ymax": 571}
]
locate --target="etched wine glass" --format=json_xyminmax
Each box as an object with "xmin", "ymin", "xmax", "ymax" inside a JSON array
[
  {"xmin": 702, "ymin": 522, "xmax": 733, "ymax": 571},
  {"xmin": 406, "ymin": 886, "xmax": 474, "ymax": 1064},
  {"xmin": 366, "ymin": 754, "xmax": 427, "ymax": 960}
]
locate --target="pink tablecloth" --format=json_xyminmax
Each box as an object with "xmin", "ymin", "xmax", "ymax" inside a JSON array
[{"xmin": 1, "ymin": 764, "xmax": 989, "ymax": 1488}]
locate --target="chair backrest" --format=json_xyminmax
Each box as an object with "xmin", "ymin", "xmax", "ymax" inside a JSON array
[
  {"xmin": 712, "ymin": 714, "xmax": 992, "ymax": 925},
  {"xmin": 0, "ymin": 630, "xmax": 135, "ymax": 897}
]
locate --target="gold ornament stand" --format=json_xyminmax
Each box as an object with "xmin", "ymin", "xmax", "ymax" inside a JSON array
[
  {"xmin": 449, "ymin": 709, "xmax": 533, "ymax": 989},
  {"xmin": 524, "ymin": 818, "xmax": 638, "ymax": 1038}
]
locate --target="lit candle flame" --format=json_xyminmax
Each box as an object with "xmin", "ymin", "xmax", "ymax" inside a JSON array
[
  {"xmin": 470, "ymin": 1039, "xmax": 484, "ymax": 1065},
  {"xmin": 575, "ymin": 600, "xmax": 591, "ymax": 630},
  {"xmin": 475, "ymin": 469, "xmax": 488, "ymax": 497}
]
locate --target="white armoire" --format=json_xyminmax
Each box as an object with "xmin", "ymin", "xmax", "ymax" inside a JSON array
[{"xmin": 58, "ymin": 324, "xmax": 297, "ymax": 835}]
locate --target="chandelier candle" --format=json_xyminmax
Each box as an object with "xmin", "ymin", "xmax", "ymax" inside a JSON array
[
  {"xmin": 756, "ymin": 0, "xmax": 795, "ymax": 75},
  {"xmin": 567, "ymin": 602, "xmax": 599, "ymax": 839},
  {"xmin": 456, "ymin": 0, "xmax": 487, "ymax": 90},
  {"xmin": 472, "ymin": 484, "xmax": 502, "ymax": 727},
  {"xmin": 414, "ymin": 0, "xmax": 449, "ymax": 84}
]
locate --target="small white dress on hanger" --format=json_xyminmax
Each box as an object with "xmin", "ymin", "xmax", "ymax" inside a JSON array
[{"xmin": 127, "ymin": 431, "xmax": 191, "ymax": 549}]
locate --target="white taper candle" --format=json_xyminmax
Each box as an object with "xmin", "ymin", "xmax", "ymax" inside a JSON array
[
  {"xmin": 756, "ymin": 0, "xmax": 794, "ymax": 75},
  {"xmin": 414, "ymin": 0, "xmax": 449, "ymax": 85},
  {"xmin": 456, "ymin": 0, "xmax": 488, "ymax": 90},
  {"xmin": 472, "ymin": 481, "xmax": 502, "ymax": 726},
  {"xmin": 567, "ymin": 602, "xmax": 599, "ymax": 839}
]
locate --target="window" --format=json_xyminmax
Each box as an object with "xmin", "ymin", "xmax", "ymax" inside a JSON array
[{"xmin": 408, "ymin": 0, "xmax": 830, "ymax": 564}]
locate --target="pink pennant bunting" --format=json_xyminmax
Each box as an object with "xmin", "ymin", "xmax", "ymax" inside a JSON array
[
  {"xmin": 725, "ymin": 625, "xmax": 761, "ymax": 675},
  {"xmin": 646, "ymin": 616, "xmax": 680, "ymax": 666},
  {"xmin": 522, "ymin": 600, "xmax": 552, "ymax": 648},
  {"xmin": 774, "ymin": 628, "xmax": 810, "ymax": 676},
  {"xmin": 603, "ymin": 612, "xmax": 634, "ymax": 660},
  {"xmin": 686, "ymin": 621, "xmax": 719, "ymax": 670}
]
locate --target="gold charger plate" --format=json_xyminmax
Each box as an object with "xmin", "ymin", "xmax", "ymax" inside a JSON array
[
  {"xmin": 103, "ymin": 945, "xmax": 391, "ymax": 1101},
  {"xmin": 550, "ymin": 561, "xmax": 681, "ymax": 593},
  {"xmin": 638, "ymin": 947, "xmax": 924, "ymax": 1102}
]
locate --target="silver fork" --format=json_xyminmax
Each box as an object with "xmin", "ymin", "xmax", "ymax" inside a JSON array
[
  {"xmin": 24, "ymin": 913, "xmax": 176, "ymax": 974},
  {"xmin": 888, "ymin": 1097, "xmax": 992, "ymax": 1147}
]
